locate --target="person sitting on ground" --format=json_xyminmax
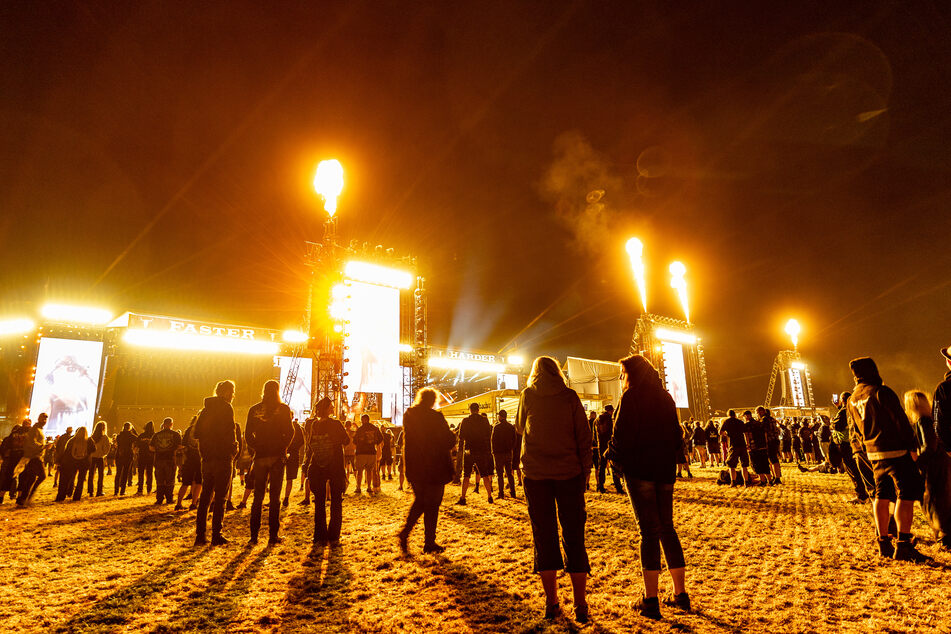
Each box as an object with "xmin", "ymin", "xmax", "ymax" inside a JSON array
[
  {"xmin": 905, "ymin": 389, "xmax": 951, "ymax": 550},
  {"xmin": 721, "ymin": 410, "xmax": 751, "ymax": 486},
  {"xmin": 457, "ymin": 403, "xmax": 494, "ymax": 505},
  {"xmin": 491, "ymin": 409, "xmax": 519, "ymax": 499},
  {"xmin": 847, "ymin": 357, "xmax": 928, "ymax": 562}
]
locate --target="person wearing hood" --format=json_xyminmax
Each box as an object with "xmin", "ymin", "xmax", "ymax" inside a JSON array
[
  {"xmin": 195, "ymin": 380, "xmax": 240, "ymax": 546},
  {"xmin": 933, "ymin": 345, "xmax": 951, "ymax": 449},
  {"xmin": 595, "ymin": 405, "xmax": 624, "ymax": 494},
  {"xmin": 15, "ymin": 415, "xmax": 47, "ymax": 506},
  {"xmin": 0, "ymin": 419, "xmax": 30, "ymax": 503},
  {"xmin": 847, "ymin": 357, "xmax": 927, "ymax": 562},
  {"xmin": 113, "ymin": 423, "xmax": 137, "ymax": 496},
  {"xmin": 135, "ymin": 421, "xmax": 156, "ymax": 495},
  {"xmin": 606, "ymin": 354, "xmax": 689, "ymax": 620},
  {"xmin": 245, "ymin": 380, "xmax": 294, "ymax": 545},
  {"xmin": 87, "ymin": 421, "xmax": 111, "ymax": 497},
  {"xmin": 52, "ymin": 426, "xmax": 73, "ymax": 487},
  {"xmin": 457, "ymin": 402, "xmax": 494, "ymax": 504},
  {"xmin": 515, "ymin": 356, "xmax": 592, "ymax": 624},
  {"xmin": 57, "ymin": 426, "xmax": 94, "ymax": 502},
  {"xmin": 150, "ymin": 417, "xmax": 182, "ymax": 505},
  {"xmin": 307, "ymin": 397, "xmax": 352, "ymax": 546}
]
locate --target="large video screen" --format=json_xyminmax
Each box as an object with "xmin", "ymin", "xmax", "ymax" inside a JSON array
[
  {"xmin": 29, "ymin": 338, "xmax": 104, "ymax": 435},
  {"xmin": 660, "ymin": 340, "xmax": 690, "ymax": 409},
  {"xmin": 343, "ymin": 281, "xmax": 401, "ymax": 405},
  {"xmin": 275, "ymin": 356, "xmax": 313, "ymax": 421},
  {"xmin": 788, "ymin": 368, "xmax": 806, "ymax": 407}
]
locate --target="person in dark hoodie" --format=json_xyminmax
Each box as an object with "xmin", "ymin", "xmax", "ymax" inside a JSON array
[
  {"xmin": 491, "ymin": 409, "xmax": 519, "ymax": 499},
  {"xmin": 847, "ymin": 357, "xmax": 928, "ymax": 562},
  {"xmin": 15, "ymin": 415, "xmax": 47, "ymax": 506},
  {"xmin": 606, "ymin": 354, "xmax": 689, "ymax": 620},
  {"xmin": 245, "ymin": 380, "xmax": 294, "ymax": 545},
  {"xmin": 150, "ymin": 417, "xmax": 182, "ymax": 505},
  {"xmin": 933, "ymin": 345, "xmax": 951, "ymax": 449},
  {"xmin": 135, "ymin": 421, "xmax": 156, "ymax": 495},
  {"xmin": 113, "ymin": 422, "xmax": 137, "ymax": 496},
  {"xmin": 398, "ymin": 388, "xmax": 456, "ymax": 555},
  {"xmin": 516, "ymin": 357, "xmax": 592, "ymax": 624},
  {"xmin": 832, "ymin": 391, "xmax": 869, "ymax": 503},
  {"xmin": 595, "ymin": 405, "xmax": 624, "ymax": 494},
  {"xmin": 307, "ymin": 397, "xmax": 351, "ymax": 546},
  {"xmin": 0, "ymin": 419, "xmax": 29, "ymax": 503},
  {"xmin": 457, "ymin": 402, "xmax": 494, "ymax": 505},
  {"xmin": 195, "ymin": 380, "xmax": 240, "ymax": 547}
]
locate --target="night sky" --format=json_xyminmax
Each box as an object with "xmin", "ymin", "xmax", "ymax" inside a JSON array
[{"xmin": 3, "ymin": 1, "xmax": 950, "ymax": 408}]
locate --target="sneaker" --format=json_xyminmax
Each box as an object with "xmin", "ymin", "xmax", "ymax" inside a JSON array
[
  {"xmin": 894, "ymin": 539, "xmax": 931, "ymax": 563},
  {"xmin": 456, "ymin": 497, "xmax": 466, "ymax": 506},
  {"xmin": 210, "ymin": 535, "xmax": 230, "ymax": 546},
  {"xmin": 544, "ymin": 604, "xmax": 562, "ymax": 620},
  {"xmin": 639, "ymin": 595, "xmax": 662, "ymax": 620},
  {"xmin": 664, "ymin": 592, "xmax": 691, "ymax": 612},
  {"xmin": 423, "ymin": 543, "xmax": 446, "ymax": 554},
  {"xmin": 248, "ymin": 537, "xmax": 259, "ymax": 545},
  {"xmin": 575, "ymin": 602, "xmax": 589, "ymax": 624}
]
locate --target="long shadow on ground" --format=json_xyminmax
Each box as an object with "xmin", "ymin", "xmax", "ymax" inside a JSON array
[{"xmin": 280, "ymin": 544, "xmax": 353, "ymax": 631}]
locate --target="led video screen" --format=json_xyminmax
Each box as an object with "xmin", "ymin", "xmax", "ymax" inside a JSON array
[
  {"xmin": 660, "ymin": 340, "xmax": 690, "ymax": 409},
  {"xmin": 788, "ymin": 368, "xmax": 806, "ymax": 407},
  {"xmin": 342, "ymin": 281, "xmax": 401, "ymax": 404},
  {"xmin": 29, "ymin": 337, "xmax": 104, "ymax": 435},
  {"xmin": 275, "ymin": 355, "xmax": 313, "ymax": 420}
]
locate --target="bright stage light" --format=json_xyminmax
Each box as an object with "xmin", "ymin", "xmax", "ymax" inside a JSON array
[
  {"xmin": 344, "ymin": 261, "xmax": 413, "ymax": 289},
  {"xmin": 669, "ymin": 261, "xmax": 689, "ymax": 323},
  {"xmin": 654, "ymin": 328, "xmax": 697, "ymax": 345},
  {"xmin": 428, "ymin": 356, "xmax": 506, "ymax": 374},
  {"xmin": 791, "ymin": 361, "xmax": 807, "ymax": 370},
  {"xmin": 785, "ymin": 319, "xmax": 801, "ymax": 349},
  {"xmin": 0, "ymin": 318, "xmax": 35, "ymax": 336},
  {"xmin": 123, "ymin": 329, "xmax": 280, "ymax": 355},
  {"xmin": 282, "ymin": 329, "xmax": 309, "ymax": 343},
  {"xmin": 625, "ymin": 237, "xmax": 647, "ymax": 312},
  {"xmin": 398, "ymin": 343, "xmax": 414, "ymax": 353},
  {"xmin": 41, "ymin": 303, "xmax": 113, "ymax": 325},
  {"xmin": 507, "ymin": 354, "xmax": 525, "ymax": 366},
  {"xmin": 314, "ymin": 159, "xmax": 344, "ymax": 216}
]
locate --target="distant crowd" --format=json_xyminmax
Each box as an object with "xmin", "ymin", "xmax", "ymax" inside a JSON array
[{"xmin": 1, "ymin": 347, "xmax": 949, "ymax": 624}]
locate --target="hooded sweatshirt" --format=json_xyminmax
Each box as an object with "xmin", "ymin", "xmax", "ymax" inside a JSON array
[
  {"xmin": 195, "ymin": 396, "xmax": 239, "ymax": 461},
  {"xmin": 934, "ymin": 370, "xmax": 951, "ymax": 449},
  {"xmin": 515, "ymin": 372, "xmax": 592, "ymax": 480},
  {"xmin": 846, "ymin": 357, "xmax": 917, "ymax": 460},
  {"xmin": 245, "ymin": 398, "xmax": 294, "ymax": 459}
]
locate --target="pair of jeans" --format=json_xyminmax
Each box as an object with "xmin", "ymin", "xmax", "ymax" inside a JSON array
[
  {"xmin": 154, "ymin": 458, "xmax": 177, "ymax": 503},
  {"xmin": 624, "ymin": 476, "xmax": 685, "ymax": 571},
  {"xmin": 16, "ymin": 458, "xmax": 45, "ymax": 505},
  {"xmin": 523, "ymin": 473, "xmax": 590, "ymax": 573},
  {"xmin": 494, "ymin": 453, "xmax": 516, "ymax": 496},
  {"xmin": 87, "ymin": 457, "xmax": 105, "ymax": 496},
  {"xmin": 309, "ymin": 465, "xmax": 346, "ymax": 542},
  {"xmin": 196, "ymin": 459, "xmax": 234, "ymax": 540},
  {"xmin": 56, "ymin": 462, "xmax": 78, "ymax": 501},
  {"xmin": 250, "ymin": 456, "xmax": 286, "ymax": 541},
  {"xmin": 114, "ymin": 455, "xmax": 133, "ymax": 495},
  {"xmin": 837, "ymin": 442, "xmax": 868, "ymax": 500},
  {"xmin": 72, "ymin": 462, "xmax": 89, "ymax": 501},
  {"xmin": 400, "ymin": 481, "xmax": 445, "ymax": 547},
  {"xmin": 597, "ymin": 454, "xmax": 623, "ymax": 492},
  {"xmin": 137, "ymin": 455, "xmax": 154, "ymax": 493}
]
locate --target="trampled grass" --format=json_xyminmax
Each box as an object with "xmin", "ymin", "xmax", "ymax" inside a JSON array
[{"xmin": 1, "ymin": 465, "xmax": 948, "ymax": 633}]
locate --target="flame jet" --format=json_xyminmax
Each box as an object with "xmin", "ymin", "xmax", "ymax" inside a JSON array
[
  {"xmin": 626, "ymin": 238, "xmax": 647, "ymax": 312},
  {"xmin": 314, "ymin": 159, "xmax": 345, "ymax": 216},
  {"xmin": 669, "ymin": 261, "xmax": 689, "ymax": 323},
  {"xmin": 785, "ymin": 318, "xmax": 801, "ymax": 350}
]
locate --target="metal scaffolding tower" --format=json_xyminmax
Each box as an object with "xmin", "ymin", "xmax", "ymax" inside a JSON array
[{"xmin": 764, "ymin": 349, "xmax": 817, "ymax": 416}]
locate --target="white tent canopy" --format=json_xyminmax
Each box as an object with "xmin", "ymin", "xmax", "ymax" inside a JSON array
[{"xmin": 564, "ymin": 356, "xmax": 622, "ymax": 408}]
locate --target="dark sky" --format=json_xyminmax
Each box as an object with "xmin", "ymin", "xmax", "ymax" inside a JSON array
[{"xmin": 3, "ymin": 0, "xmax": 951, "ymax": 408}]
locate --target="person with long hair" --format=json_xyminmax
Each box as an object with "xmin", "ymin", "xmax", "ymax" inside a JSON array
[
  {"xmin": 305, "ymin": 398, "xmax": 351, "ymax": 546},
  {"xmin": 398, "ymin": 388, "xmax": 456, "ymax": 555},
  {"xmin": 113, "ymin": 422, "xmax": 137, "ymax": 496},
  {"xmin": 606, "ymin": 354, "xmax": 689, "ymax": 619},
  {"xmin": 135, "ymin": 421, "xmax": 156, "ymax": 495},
  {"xmin": 88, "ymin": 421, "xmax": 111, "ymax": 497},
  {"xmin": 515, "ymin": 357, "xmax": 592, "ymax": 623},
  {"xmin": 905, "ymin": 390, "xmax": 951, "ymax": 550},
  {"xmin": 57, "ymin": 426, "xmax": 94, "ymax": 502},
  {"xmin": 245, "ymin": 380, "xmax": 294, "ymax": 545}
]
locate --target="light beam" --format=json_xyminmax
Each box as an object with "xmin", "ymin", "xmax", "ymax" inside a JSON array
[
  {"xmin": 625, "ymin": 237, "xmax": 647, "ymax": 312},
  {"xmin": 669, "ymin": 261, "xmax": 689, "ymax": 323}
]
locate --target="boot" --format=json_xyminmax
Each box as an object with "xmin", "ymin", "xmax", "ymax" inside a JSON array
[
  {"xmin": 894, "ymin": 534, "xmax": 931, "ymax": 563},
  {"xmin": 877, "ymin": 536, "xmax": 894, "ymax": 559}
]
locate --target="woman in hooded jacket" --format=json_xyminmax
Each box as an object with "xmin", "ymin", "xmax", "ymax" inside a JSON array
[
  {"xmin": 605, "ymin": 354, "xmax": 689, "ymax": 620},
  {"xmin": 515, "ymin": 356, "xmax": 593, "ymax": 623},
  {"xmin": 57, "ymin": 427, "xmax": 94, "ymax": 502},
  {"xmin": 87, "ymin": 421, "xmax": 111, "ymax": 497}
]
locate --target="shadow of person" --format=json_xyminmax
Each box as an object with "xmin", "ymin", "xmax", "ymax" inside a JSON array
[
  {"xmin": 280, "ymin": 543, "xmax": 353, "ymax": 631},
  {"xmin": 432, "ymin": 559, "xmax": 538, "ymax": 632},
  {"xmin": 55, "ymin": 547, "xmax": 211, "ymax": 632}
]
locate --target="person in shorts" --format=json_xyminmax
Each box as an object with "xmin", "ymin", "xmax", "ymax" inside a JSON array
[
  {"xmin": 176, "ymin": 416, "xmax": 202, "ymax": 511},
  {"xmin": 720, "ymin": 410, "xmax": 751, "ymax": 486},
  {"xmin": 457, "ymin": 403, "xmax": 494, "ymax": 504},
  {"xmin": 353, "ymin": 415, "xmax": 383, "ymax": 495}
]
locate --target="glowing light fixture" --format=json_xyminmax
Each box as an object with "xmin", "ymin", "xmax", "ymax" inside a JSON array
[
  {"xmin": 0, "ymin": 318, "xmax": 35, "ymax": 336},
  {"xmin": 428, "ymin": 356, "xmax": 506, "ymax": 374},
  {"xmin": 791, "ymin": 361, "xmax": 807, "ymax": 370},
  {"xmin": 123, "ymin": 329, "xmax": 280, "ymax": 355},
  {"xmin": 282, "ymin": 329, "xmax": 309, "ymax": 343},
  {"xmin": 507, "ymin": 354, "xmax": 525, "ymax": 366},
  {"xmin": 654, "ymin": 328, "xmax": 697, "ymax": 345},
  {"xmin": 625, "ymin": 237, "xmax": 647, "ymax": 312},
  {"xmin": 344, "ymin": 261, "xmax": 413, "ymax": 289},
  {"xmin": 313, "ymin": 159, "xmax": 344, "ymax": 216},
  {"xmin": 41, "ymin": 303, "xmax": 113, "ymax": 325},
  {"xmin": 398, "ymin": 343, "xmax": 414, "ymax": 353},
  {"xmin": 785, "ymin": 319, "xmax": 801, "ymax": 350},
  {"xmin": 669, "ymin": 261, "xmax": 689, "ymax": 323}
]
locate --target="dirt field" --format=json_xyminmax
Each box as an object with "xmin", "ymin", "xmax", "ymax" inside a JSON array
[{"xmin": 0, "ymin": 465, "xmax": 947, "ymax": 633}]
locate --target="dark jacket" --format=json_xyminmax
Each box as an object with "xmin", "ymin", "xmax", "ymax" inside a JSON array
[
  {"xmin": 136, "ymin": 422, "xmax": 155, "ymax": 462},
  {"xmin": 150, "ymin": 429, "xmax": 182, "ymax": 461},
  {"xmin": 934, "ymin": 371, "xmax": 951, "ymax": 449},
  {"xmin": 847, "ymin": 358, "xmax": 917, "ymax": 460},
  {"xmin": 608, "ymin": 358, "xmax": 682, "ymax": 484},
  {"xmin": 115, "ymin": 429, "xmax": 137, "ymax": 460},
  {"xmin": 287, "ymin": 421, "xmax": 305, "ymax": 460},
  {"xmin": 402, "ymin": 405, "xmax": 456, "ymax": 485},
  {"xmin": 831, "ymin": 405, "xmax": 850, "ymax": 444},
  {"xmin": 515, "ymin": 375, "xmax": 592, "ymax": 481},
  {"xmin": 491, "ymin": 420, "xmax": 518, "ymax": 456},
  {"xmin": 595, "ymin": 412, "xmax": 614, "ymax": 449},
  {"xmin": 353, "ymin": 421, "xmax": 384, "ymax": 455},
  {"xmin": 306, "ymin": 417, "xmax": 350, "ymax": 474},
  {"xmin": 459, "ymin": 413, "xmax": 491, "ymax": 455},
  {"xmin": 245, "ymin": 399, "xmax": 294, "ymax": 460},
  {"xmin": 195, "ymin": 396, "xmax": 239, "ymax": 461}
]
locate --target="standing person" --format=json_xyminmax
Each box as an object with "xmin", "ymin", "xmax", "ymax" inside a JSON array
[
  {"xmin": 306, "ymin": 398, "xmax": 351, "ymax": 546},
  {"xmin": 516, "ymin": 357, "xmax": 592, "ymax": 623},
  {"xmin": 15, "ymin": 415, "xmax": 47, "ymax": 506},
  {"xmin": 780, "ymin": 421, "xmax": 794, "ymax": 463},
  {"xmin": 245, "ymin": 380, "xmax": 294, "ymax": 545},
  {"xmin": 135, "ymin": 421, "xmax": 156, "ymax": 495},
  {"xmin": 847, "ymin": 357, "xmax": 927, "ymax": 562},
  {"xmin": 0, "ymin": 419, "xmax": 30, "ymax": 503},
  {"xmin": 691, "ymin": 421, "xmax": 709, "ymax": 469},
  {"xmin": 53, "ymin": 426, "xmax": 73, "ymax": 487},
  {"xmin": 833, "ymin": 391, "xmax": 868, "ymax": 503},
  {"xmin": 283, "ymin": 419, "xmax": 305, "ymax": 507},
  {"xmin": 791, "ymin": 420, "xmax": 804, "ymax": 463},
  {"xmin": 58, "ymin": 427, "xmax": 93, "ymax": 502},
  {"xmin": 105, "ymin": 434, "xmax": 116, "ymax": 475},
  {"xmin": 705, "ymin": 419, "xmax": 721, "ymax": 467},
  {"xmin": 933, "ymin": 345, "xmax": 951, "ymax": 448},
  {"xmin": 150, "ymin": 417, "xmax": 182, "ymax": 505},
  {"xmin": 353, "ymin": 415, "xmax": 383, "ymax": 495},
  {"xmin": 595, "ymin": 406, "xmax": 624, "ymax": 494},
  {"xmin": 745, "ymin": 411, "xmax": 771, "ymax": 486},
  {"xmin": 721, "ymin": 410, "xmax": 751, "ymax": 486},
  {"xmin": 87, "ymin": 421, "xmax": 111, "ymax": 497},
  {"xmin": 905, "ymin": 390, "xmax": 951, "ymax": 549},
  {"xmin": 762, "ymin": 408, "xmax": 783, "ymax": 484},
  {"xmin": 176, "ymin": 416, "xmax": 202, "ymax": 511},
  {"xmin": 194, "ymin": 380, "xmax": 240, "ymax": 547},
  {"xmin": 675, "ymin": 424, "xmax": 693, "ymax": 479},
  {"xmin": 491, "ymin": 409, "xmax": 518, "ymax": 499},
  {"xmin": 380, "ymin": 427, "xmax": 395, "ymax": 481},
  {"xmin": 398, "ymin": 388, "xmax": 456, "ymax": 555},
  {"xmin": 113, "ymin": 423, "xmax": 137, "ymax": 496},
  {"xmin": 396, "ymin": 427, "xmax": 406, "ymax": 491},
  {"xmin": 457, "ymin": 403, "xmax": 494, "ymax": 505},
  {"xmin": 344, "ymin": 422, "xmax": 357, "ymax": 477},
  {"xmin": 45, "ymin": 434, "xmax": 57, "ymax": 476},
  {"xmin": 586, "ymin": 411, "xmax": 598, "ymax": 490},
  {"xmin": 606, "ymin": 354, "xmax": 688, "ymax": 620}
]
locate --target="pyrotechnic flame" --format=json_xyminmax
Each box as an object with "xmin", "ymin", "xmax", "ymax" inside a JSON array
[
  {"xmin": 785, "ymin": 318, "xmax": 801, "ymax": 349},
  {"xmin": 626, "ymin": 238, "xmax": 647, "ymax": 312},
  {"xmin": 313, "ymin": 159, "xmax": 344, "ymax": 216},
  {"xmin": 669, "ymin": 261, "xmax": 689, "ymax": 322}
]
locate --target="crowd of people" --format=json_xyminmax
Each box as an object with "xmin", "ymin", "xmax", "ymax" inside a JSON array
[{"xmin": 2, "ymin": 346, "xmax": 950, "ymax": 623}]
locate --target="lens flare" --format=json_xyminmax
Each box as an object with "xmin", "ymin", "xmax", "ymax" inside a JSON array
[
  {"xmin": 625, "ymin": 238, "xmax": 647, "ymax": 312},
  {"xmin": 669, "ymin": 261, "xmax": 689, "ymax": 322},
  {"xmin": 313, "ymin": 159, "xmax": 344, "ymax": 216},
  {"xmin": 785, "ymin": 318, "xmax": 801, "ymax": 349}
]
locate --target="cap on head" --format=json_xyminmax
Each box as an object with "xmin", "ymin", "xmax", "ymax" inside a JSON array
[{"xmin": 942, "ymin": 346, "xmax": 951, "ymax": 362}]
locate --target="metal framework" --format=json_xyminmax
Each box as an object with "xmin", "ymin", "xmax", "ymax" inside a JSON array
[
  {"xmin": 765, "ymin": 349, "xmax": 817, "ymax": 416},
  {"xmin": 631, "ymin": 313, "xmax": 712, "ymax": 421}
]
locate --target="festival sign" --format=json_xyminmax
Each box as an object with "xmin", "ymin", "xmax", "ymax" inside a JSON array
[{"xmin": 125, "ymin": 313, "xmax": 280, "ymax": 342}]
